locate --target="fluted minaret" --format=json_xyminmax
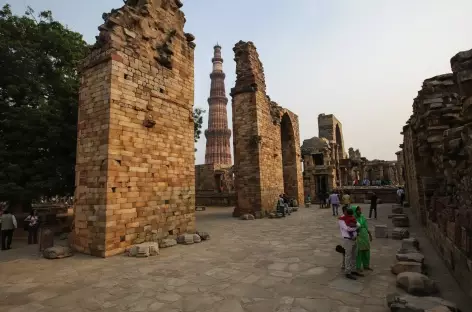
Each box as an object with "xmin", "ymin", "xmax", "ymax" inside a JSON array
[{"xmin": 204, "ymin": 45, "xmax": 232, "ymax": 165}]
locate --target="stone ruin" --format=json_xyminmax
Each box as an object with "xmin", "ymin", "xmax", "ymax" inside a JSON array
[
  {"xmin": 401, "ymin": 48, "xmax": 472, "ymax": 297},
  {"xmin": 230, "ymin": 41, "xmax": 304, "ymax": 217},
  {"xmin": 73, "ymin": 0, "xmax": 196, "ymax": 257},
  {"xmin": 301, "ymin": 114, "xmax": 402, "ymax": 203}
]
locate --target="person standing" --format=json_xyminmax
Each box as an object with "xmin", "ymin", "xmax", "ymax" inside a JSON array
[
  {"xmin": 342, "ymin": 191, "xmax": 351, "ymax": 210},
  {"xmin": 338, "ymin": 207, "xmax": 362, "ymax": 280},
  {"xmin": 397, "ymin": 188, "xmax": 404, "ymax": 205},
  {"xmin": 329, "ymin": 191, "xmax": 340, "ymax": 216},
  {"xmin": 369, "ymin": 192, "xmax": 378, "ymax": 219},
  {"xmin": 1, "ymin": 209, "xmax": 17, "ymax": 250},
  {"xmin": 24, "ymin": 210, "xmax": 39, "ymax": 244},
  {"xmin": 354, "ymin": 206, "xmax": 373, "ymax": 272}
]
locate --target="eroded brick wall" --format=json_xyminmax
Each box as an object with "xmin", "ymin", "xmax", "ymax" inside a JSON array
[
  {"xmin": 401, "ymin": 49, "xmax": 472, "ymax": 297},
  {"xmin": 74, "ymin": 0, "xmax": 196, "ymax": 257},
  {"xmin": 231, "ymin": 41, "xmax": 303, "ymax": 216}
]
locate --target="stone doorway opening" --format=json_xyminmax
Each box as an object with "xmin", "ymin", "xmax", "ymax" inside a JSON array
[
  {"xmin": 315, "ymin": 175, "xmax": 328, "ymax": 196},
  {"xmin": 280, "ymin": 113, "xmax": 299, "ymax": 199}
]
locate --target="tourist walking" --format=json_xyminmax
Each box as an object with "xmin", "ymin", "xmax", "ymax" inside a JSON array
[
  {"xmin": 354, "ymin": 206, "xmax": 373, "ymax": 272},
  {"xmin": 329, "ymin": 191, "xmax": 340, "ymax": 216},
  {"xmin": 0, "ymin": 209, "xmax": 17, "ymax": 250},
  {"xmin": 369, "ymin": 192, "xmax": 378, "ymax": 219},
  {"xmin": 24, "ymin": 210, "xmax": 39, "ymax": 244},
  {"xmin": 338, "ymin": 207, "xmax": 363, "ymax": 280},
  {"xmin": 397, "ymin": 187, "xmax": 405, "ymax": 205}
]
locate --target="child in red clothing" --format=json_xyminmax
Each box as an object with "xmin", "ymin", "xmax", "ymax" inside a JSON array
[{"xmin": 339, "ymin": 208, "xmax": 359, "ymax": 239}]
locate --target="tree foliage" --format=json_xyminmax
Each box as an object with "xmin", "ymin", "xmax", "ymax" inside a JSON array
[
  {"xmin": 193, "ymin": 108, "xmax": 205, "ymax": 143},
  {"xmin": 0, "ymin": 5, "xmax": 88, "ymax": 206}
]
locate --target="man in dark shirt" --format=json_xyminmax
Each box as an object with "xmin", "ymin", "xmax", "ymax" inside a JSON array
[{"xmin": 369, "ymin": 192, "xmax": 378, "ymax": 219}]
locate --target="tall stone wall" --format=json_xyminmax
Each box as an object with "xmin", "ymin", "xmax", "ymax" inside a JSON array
[
  {"xmin": 74, "ymin": 0, "xmax": 196, "ymax": 257},
  {"xmin": 231, "ymin": 41, "xmax": 303, "ymax": 217},
  {"xmin": 402, "ymin": 49, "xmax": 472, "ymax": 297},
  {"xmin": 318, "ymin": 114, "xmax": 346, "ymax": 159}
]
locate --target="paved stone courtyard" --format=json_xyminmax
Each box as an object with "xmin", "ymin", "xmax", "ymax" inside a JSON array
[{"xmin": 0, "ymin": 204, "xmax": 470, "ymax": 312}]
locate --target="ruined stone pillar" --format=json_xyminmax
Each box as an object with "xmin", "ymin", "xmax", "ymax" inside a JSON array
[
  {"xmin": 74, "ymin": 1, "xmax": 196, "ymax": 257},
  {"xmin": 230, "ymin": 41, "xmax": 303, "ymax": 216}
]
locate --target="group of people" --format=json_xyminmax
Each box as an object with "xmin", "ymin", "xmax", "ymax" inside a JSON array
[
  {"xmin": 0, "ymin": 209, "xmax": 40, "ymax": 250},
  {"xmin": 337, "ymin": 205, "xmax": 372, "ymax": 280}
]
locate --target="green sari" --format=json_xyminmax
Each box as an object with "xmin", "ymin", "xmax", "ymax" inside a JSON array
[{"xmin": 353, "ymin": 206, "xmax": 371, "ymax": 270}]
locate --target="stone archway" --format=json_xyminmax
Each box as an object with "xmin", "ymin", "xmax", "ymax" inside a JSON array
[{"xmin": 280, "ymin": 113, "xmax": 299, "ymax": 198}]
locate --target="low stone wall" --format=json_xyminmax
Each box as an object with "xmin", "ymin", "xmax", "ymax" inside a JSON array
[
  {"xmin": 424, "ymin": 217, "xmax": 472, "ymax": 298},
  {"xmin": 341, "ymin": 187, "xmax": 398, "ymax": 203},
  {"xmin": 196, "ymin": 193, "xmax": 236, "ymax": 207}
]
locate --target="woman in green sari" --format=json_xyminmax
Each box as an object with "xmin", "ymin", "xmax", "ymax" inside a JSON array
[{"xmin": 353, "ymin": 206, "xmax": 373, "ymax": 271}]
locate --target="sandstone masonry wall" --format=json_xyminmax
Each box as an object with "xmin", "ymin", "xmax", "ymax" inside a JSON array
[
  {"xmin": 402, "ymin": 49, "xmax": 472, "ymax": 297},
  {"xmin": 231, "ymin": 41, "xmax": 303, "ymax": 216},
  {"xmin": 74, "ymin": 0, "xmax": 196, "ymax": 257}
]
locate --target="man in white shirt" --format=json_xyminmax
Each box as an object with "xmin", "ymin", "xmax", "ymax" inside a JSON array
[
  {"xmin": 397, "ymin": 188, "xmax": 405, "ymax": 205},
  {"xmin": 338, "ymin": 207, "xmax": 363, "ymax": 280}
]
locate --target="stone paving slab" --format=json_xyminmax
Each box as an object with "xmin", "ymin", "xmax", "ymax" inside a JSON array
[{"xmin": 0, "ymin": 204, "xmax": 469, "ymax": 311}]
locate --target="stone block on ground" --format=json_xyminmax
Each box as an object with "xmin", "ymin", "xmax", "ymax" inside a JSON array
[
  {"xmin": 254, "ymin": 211, "xmax": 263, "ymax": 219},
  {"xmin": 398, "ymin": 237, "xmax": 420, "ymax": 253},
  {"xmin": 268, "ymin": 212, "xmax": 276, "ymax": 219},
  {"xmin": 396, "ymin": 272, "xmax": 438, "ymax": 295},
  {"xmin": 126, "ymin": 242, "xmax": 159, "ymax": 257},
  {"xmin": 196, "ymin": 231, "xmax": 210, "ymax": 240},
  {"xmin": 43, "ymin": 246, "xmax": 73, "ymax": 259},
  {"xmin": 386, "ymin": 293, "xmax": 459, "ymax": 312},
  {"xmin": 403, "ymin": 202, "xmax": 410, "ymax": 207},
  {"xmin": 195, "ymin": 206, "xmax": 206, "ymax": 211},
  {"xmin": 392, "ymin": 228, "xmax": 410, "ymax": 240},
  {"xmin": 391, "ymin": 261, "xmax": 423, "ymax": 275},
  {"xmin": 389, "ymin": 213, "xmax": 407, "ymax": 219},
  {"xmin": 392, "ymin": 206, "xmax": 404, "ymax": 214},
  {"xmin": 375, "ymin": 224, "xmax": 388, "ymax": 238},
  {"xmin": 177, "ymin": 234, "xmax": 194, "ymax": 245},
  {"xmin": 396, "ymin": 252, "xmax": 425, "ymax": 263},
  {"xmin": 159, "ymin": 238, "xmax": 177, "ymax": 248},
  {"xmin": 392, "ymin": 215, "xmax": 410, "ymax": 227},
  {"xmin": 240, "ymin": 214, "xmax": 255, "ymax": 220},
  {"xmin": 291, "ymin": 206, "xmax": 299, "ymax": 212},
  {"xmin": 193, "ymin": 234, "xmax": 202, "ymax": 243}
]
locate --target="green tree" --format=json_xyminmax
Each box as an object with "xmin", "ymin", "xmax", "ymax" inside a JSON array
[
  {"xmin": 193, "ymin": 108, "xmax": 205, "ymax": 144},
  {"xmin": 0, "ymin": 5, "xmax": 88, "ymax": 210}
]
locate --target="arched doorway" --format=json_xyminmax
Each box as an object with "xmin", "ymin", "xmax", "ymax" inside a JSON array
[{"xmin": 280, "ymin": 114, "xmax": 299, "ymax": 198}]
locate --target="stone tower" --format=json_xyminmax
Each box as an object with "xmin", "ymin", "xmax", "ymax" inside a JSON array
[
  {"xmin": 204, "ymin": 45, "xmax": 232, "ymax": 165},
  {"xmin": 74, "ymin": 0, "xmax": 196, "ymax": 257}
]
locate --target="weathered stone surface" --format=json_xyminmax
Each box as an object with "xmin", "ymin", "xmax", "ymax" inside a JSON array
[
  {"xmin": 391, "ymin": 261, "xmax": 423, "ymax": 275},
  {"xmin": 396, "ymin": 272, "xmax": 438, "ymax": 295},
  {"xmin": 393, "ymin": 216, "xmax": 410, "ymax": 227},
  {"xmin": 399, "ymin": 238, "xmax": 420, "ymax": 253},
  {"xmin": 159, "ymin": 239, "xmax": 177, "ymax": 248},
  {"xmin": 126, "ymin": 242, "xmax": 159, "ymax": 257},
  {"xmin": 231, "ymin": 41, "xmax": 303, "ymax": 217},
  {"xmin": 43, "ymin": 246, "xmax": 73, "ymax": 259},
  {"xmin": 240, "ymin": 214, "xmax": 255, "ymax": 220},
  {"xmin": 177, "ymin": 234, "xmax": 194, "ymax": 245},
  {"xmin": 392, "ymin": 228, "xmax": 410, "ymax": 240},
  {"xmin": 73, "ymin": 0, "xmax": 196, "ymax": 257},
  {"xmin": 386, "ymin": 293, "xmax": 459, "ymax": 312},
  {"xmin": 193, "ymin": 234, "xmax": 201, "ymax": 243},
  {"xmin": 396, "ymin": 252, "xmax": 425, "ymax": 263},
  {"xmin": 392, "ymin": 206, "xmax": 404, "ymax": 214},
  {"xmin": 375, "ymin": 224, "xmax": 388, "ymax": 238},
  {"xmin": 196, "ymin": 231, "xmax": 210, "ymax": 241}
]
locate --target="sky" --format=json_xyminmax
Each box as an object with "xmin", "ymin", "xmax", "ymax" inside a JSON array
[{"xmin": 4, "ymin": 0, "xmax": 472, "ymax": 164}]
